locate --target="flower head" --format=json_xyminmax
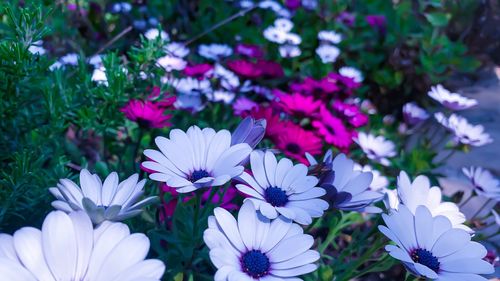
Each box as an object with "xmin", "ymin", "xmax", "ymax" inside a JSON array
[
  {"xmin": 312, "ymin": 106, "xmax": 353, "ymax": 151},
  {"xmin": 428, "ymin": 85, "xmax": 477, "ymax": 110},
  {"xmin": 204, "ymin": 201, "xmax": 320, "ymax": 280},
  {"xmin": 320, "ymin": 154, "xmax": 384, "ymax": 213},
  {"xmin": 318, "ymin": 30, "xmax": 342, "ymax": 44},
  {"xmin": 231, "ymin": 117, "xmax": 266, "ymax": 149},
  {"xmin": 183, "ymin": 63, "xmax": 214, "ymax": 80},
  {"xmin": 379, "ymin": 205, "xmax": 493, "ymax": 280},
  {"xmin": 366, "ymin": 14, "xmax": 387, "ymax": 34},
  {"xmin": 235, "ymin": 43, "xmax": 264, "ymax": 58},
  {"xmin": 233, "ymin": 97, "xmax": 259, "ymax": 116},
  {"xmin": 236, "ymin": 151, "xmax": 328, "ymax": 224},
  {"xmin": 463, "ymin": 166, "xmax": 500, "ymax": 201},
  {"xmin": 227, "ymin": 60, "xmax": 262, "ymax": 79},
  {"xmin": 144, "ymin": 28, "xmax": 169, "ymax": 41},
  {"xmin": 198, "ymin": 44, "xmax": 233, "ymax": 60},
  {"xmin": 339, "ymin": 66, "xmax": 363, "ymax": 83},
  {"xmin": 355, "ymin": 132, "xmax": 396, "ymax": 166},
  {"xmin": 391, "ymin": 171, "xmax": 472, "ymax": 232},
  {"xmin": 142, "ymin": 126, "xmax": 252, "ymax": 193},
  {"xmin": 435, "ymin": 113, "xmax": 492, "ymax": 147},
  {"xmin": 256, "ymin": 60, "xmax": 284, "ymax": 78},
  {"xmin": 156, "ymin": 55, "xmax": 187, "ymax": 72},
  {"xmin": 49, "ymin": 170, "xmax": 157, "ymax": 224},
  {"xmin": 316, "ymin": 45, "xmax": 340, "ymax": 63},
  {"xmin": 164, "ymin": 42, "xmax": 190, "ymax": 58},
  {"xmin": 403, "ymin": 102, "xmax": 429, "ymax": 126},
  {"xmin": 274, "ymin": 91, "xmax": 322, "ymax": 118},
  {"xmin": 0, "ymin": 211, "xmax": 165, "ymax": 280},
  {"xmin": 121, "ymin": 99, "xmax": 173, "ymax": 128},
  {"xmin": 274, "ymin": 122, "xmax": 323, "ymax": 163}
]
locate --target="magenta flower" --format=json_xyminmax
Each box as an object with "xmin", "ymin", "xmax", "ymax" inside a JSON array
[
  {"xmin": 274, "ymin": 122, "xmax": 323, "ymax": 164},
  {"xmin": 120, "ymin": 99, "xmax": 173, "ymax": 128},
  {"xmin": 233, "ymin": 97, "xmax": 258, "ymax": 116},
  {"xmin": 333, "ymin": 101, "xmax": 369, "ymax": 128},
  {"xmin": 312, "ymin": 106, "xmax": 353, "ymax": 152},
  {"xmin": 291, "ymin": 76, "xmax": 340, "ymax": 96},
  {"xmin": 285, "ymin": 0, "xmax": 301, "ymax": 10},
  {"xmin": 183, "ymin": 63, "xmax": 214, "ymax": 80},
  {"xmin": 256, "ymin": 60, "xmax": 284, "ymax": 78},
  {"xmin": 227, "ymin": 59, "xmax": 262, "ymax": 78},
  {"xmin": 274, "ymin": 90, "xmax": 322, "ymax": 118},
  {"xmin": 235, "ymin": 43, "xmax": 264, "ymax": 58},
  {"xmin": 327, "ymin": 73, "xmax": 360, "ymax": 94},
  {"xmin": 366, "ymin": 14, "xmax": 387, "ymax": 34}
]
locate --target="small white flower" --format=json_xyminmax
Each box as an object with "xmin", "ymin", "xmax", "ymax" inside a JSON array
[
  {"xmin": 379, "ymin": 205, "xmax": 493, "ymax": 280},
  {"xmin": 49, "ymin": 169, "xmax": 156, "ymax": 224},
  {"xmin": 198, "ymin": 44, "xmax": 233, "ymax": 60},
  {"xmin": 208, "ymin": 90, "xmax": 236, "ymax": 104},
  {"xmin": 354, "ymin": 132, "xmax": 396, "ymax": 166},
  {"xmin": 428, "ymin": 84, "xmax": 477, "ymax": 110},
  {"xmin": 174, "ymin": 77, "xmax": 212, "ymax": 95},
  {"xmin": 164, "ymin": 42, "xmax": 190, "ymax": 58},
  {"xmin": 354, "ymin": 163, "xmax": 389, "ymax": 192},
  {"xmin": 322, "ymin": 154, "xmax": 384, "ymax": 213},
  {"xmin": 49, "ymin": 61, "xmax": 63, "ymax": 71},
  {"xmin": 316, "ymin": 44, "xmax": 340, "ymax": 63},
  {"xmin": 403, "ymin": 102, "xmax": 429, "ymax": 125},
  {"xmin": 274, "ymin": 18, "xmax": 294, "ymax": 32},
  {"xmin": 236, "ymin": 151, "xmax": 328, "ymax": 225},
  {"xmin": 392, "ymin": 171, "xmax": 472, "ymax": 232},
  {"xmin": 156, "ymin": 55, "xmax": 187, "ymax": 72},
  {"xmin": 142, "ymin": 126, "xmax": 252, "ymax": 193},
  {"xmin": 174, "ymin": 93, "xmax": 206, "ymax": 112},
  {"xmin": 28, "ymin": 41, "xmax": 46, "ymax": 55},
  {"xmin": 463, "ymin": 166, "xmax": 500, "ymax": 201},
  {"xmin": 318, "ymin": 30, "xmax": 342, "ymax": 44},
  {"xmin": 144, "ymin": 28, "xmax": 169, "ymax": 41},
  {"xmin": 279, "ymin": 44, "xmax": 301, "ymax": 58},
  {"xmin": 60, "ymin": 53, "xmax": 79, "ymax": 66},
  {"xmin": 91, "ymin": 67, "xmax": 108, "ymax": 86},
  {"xmin": 263, "ymin": 26, "xmax": 289, "ymax": 44},
  {"xmin": 339, "ymin": 66, "xmax": 363, "ymax": 82},
  {"xmin": 0, "ymin": 211, "xmax": 165, "ymax": 280},
  {"xmin": 434, "ymin": 113, "xmax": 492, "ymax": 147},
  {"xmin": 204, "ymin": 201, "xmax": 320, "ymax": 280},
  {"xmin": 259, "ymin": 1, "xmax": 291, "ymax": 18},
  {"xmin": 214, "ymin": 64, "xmax": 241, "ymax": 90},
  {"xmin": 88, "ymin": 55, "xmax": 103, "ymax": 68}
]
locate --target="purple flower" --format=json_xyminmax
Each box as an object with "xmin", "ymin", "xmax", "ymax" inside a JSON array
[
  {"xmin": 235, "ymin": 43, "xmax": 264, "ymax": 58},
  {"xmin": 233, "ymin": 97, "xmax": 258, "ymax": 116},
  {"xmin": 337, "ymin": 11, "xmax": 355, "ymax": 26},
  {"xmin": 366, "ymin": 14, "xmax": 387, "ymax": 34},
  {"xmin": 285, "ymin": 0, "xmax": 302, "ymax": 10},
  {"xmin": 231, "ymin": 117, "xmax": 266, "ymax": 149}
]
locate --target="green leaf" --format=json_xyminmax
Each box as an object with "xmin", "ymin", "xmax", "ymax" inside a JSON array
[{"xmin": 425, "ymin": 12, "xmax": 450, "ymax": 27}]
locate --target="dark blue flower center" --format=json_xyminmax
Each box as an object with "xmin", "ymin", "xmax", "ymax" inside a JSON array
[
  {"xmin": 285, "ymin": 143, "xmax": 301, "ymax": 154},
  {"xmin": 264, "ymin": 187, "xmax": 288, "ymax": 207},
  {"xmin": 411, "ymin": 248, "xmax": 440, "ymax": 273},
  {"xmin": 190, "ymin": 170, "xmax": 210, "ymax": 182},
  {"xmin": 241, "ymin": 250, "xmax": 270, "ymax": 278}
]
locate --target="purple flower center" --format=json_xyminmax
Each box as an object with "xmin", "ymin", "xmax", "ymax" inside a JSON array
[
  {"xmin": 411, "ymin": 248, "xmax": 440, "ymax": 272},
  {"xmin": 286, "ymin": 142, "xmax": 301, "ymax": 154},
  {"xmin": 241, "ymin": 250, "xmax": 270, "ymax": 278},
  {"xmin": 190, "ymin": 170, "xmax": 210, "ymax": 182},
  {"xmin": 265, "ymin": 187, "xmax": 288, "ymax": 207}
]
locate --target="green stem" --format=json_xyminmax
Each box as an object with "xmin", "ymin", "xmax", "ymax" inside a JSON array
[{"xmin": 131, "ymin": 127, "xmax": 144, "ymax": 172}]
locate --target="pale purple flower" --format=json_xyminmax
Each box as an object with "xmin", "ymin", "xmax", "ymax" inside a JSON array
[{"xmin": 428, "ymin": 84, "xmax": 477, "ymax": 110}]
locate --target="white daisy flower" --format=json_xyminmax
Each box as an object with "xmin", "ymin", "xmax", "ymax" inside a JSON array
[
  {"xmin": 315, "ymin": 44, "xmax": 340, "ymax": 63},
  {"xmin": 354, "ymin": 163, "xmax": 389, "ymax": 192},
  {"xmin": 379, "ymin": 205, "xmax": 493, "ymax": 280},
  {"xmin": 174, "ymin": 77, "xmax": 212, "ymax": 95},
  {"xmin": 60, "ymin": 53, "xmax": 79, "ymax": 66},
  {"xmin": 263, "ymin": 26, "xmax": 289, "ymax": 44},
  {"xmin": 0, "ymin": 211, "xmax": 165, "ymax": 280},
  {"xmin": 279, "ymin": 44, "xmax": 301, "ymax": 58},
  {"xmin": 321, "ymin": 154, "xmax": 384, "ymax": 213},
  {"xmin": 428, "ymin": 84, "xmax": 477, "ymax": 110},
  {"xmin": 403, "ymin": 102, "xmax": 429, "ymax": 126},
  {"xmin": 49, "ymin": 169, "xmax": 156, "ymax": 224},
  {"xmin": 156, "ymin": 55, "xmax": 187, "ymax": 72},
  {"xmin": 142, "ymin": 126, "xmax": 252, "ymax": 193},
  {"xmin": 318, "ymin": 30, "xmax": 342, "ymax": 44},
  {"xmin": 274, "ymin": 18, "xmax": 294, "ymax": 31},
  {"xmin": 198, "ymin": 44, "xmax": 233, "ymax": 60},
  {"xmin": 91, "ymin": 67, "xmax": 108, "ymax": 86},
  {"xmin": 354, "ymin": 132, "xmax": 396, "ymax": 166},
  {"xmin": 392, "ymin": 171, "xmax": 472, "ymax": 232},
  {"xmin": 434, "ymin": 113, "xmax": 492, "ymax": 147},
  {"xmin": 88, "ymin": 55, "xmax": 103, "ymax": 68},
  {"xmin": 144, "ymin": 28, "xmax": 169, "ymax": 41},
  {"xmin": 284, "ymin": 32, "xmax": 302, "ymax": 45},
  {"xmin": 208, "ymin": 90, "xmax": 236, "ymax": 104},
  {"xmin": 214, "ymin": 64, "xmax": 241, "ymax": 90},
  {"xmin": 164, "ymin": 42, "xmax": 190, "ymax": 58},
  {"xmin": 463, "ymin": 166, "xmax": 500, "ymax": 201},
  {"xmin": 236, "ymin": 151, "xmax": 328, "ymax": 225},
  {"xmin": 174, "ymin": 93, "xmax": 206, "ymax": 112},
  {"xmin": 203, "ymin": 201, "xmax": 319, "ymax": 280},
  {"xmin": 339, "ymin": 66, "xmax": 363, "ymax": 82}
]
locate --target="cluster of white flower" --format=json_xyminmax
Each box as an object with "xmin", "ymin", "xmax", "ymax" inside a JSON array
[
  {"xmin": 263, "ymin": 18, "xmax": 302, "ymax": 58},
  {"xmin": 316, "ymin": 30, "xmax": 342, "ymax": 63},
  {"xmin": 380, "ymin": 171, "xmax": 494, "ymax": 280}
]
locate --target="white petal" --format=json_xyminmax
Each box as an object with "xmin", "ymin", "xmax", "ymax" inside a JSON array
[
  {"xmin": 214, "ymin": 207, "xmax": 246, "ymax": 252},
  {"xmin": 267, "ymin": 234, "xmax": 313, "ymax": 262},
  {"xmin": 13, "ymin": 227, "xmax": 55, "ymax": 281}
]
